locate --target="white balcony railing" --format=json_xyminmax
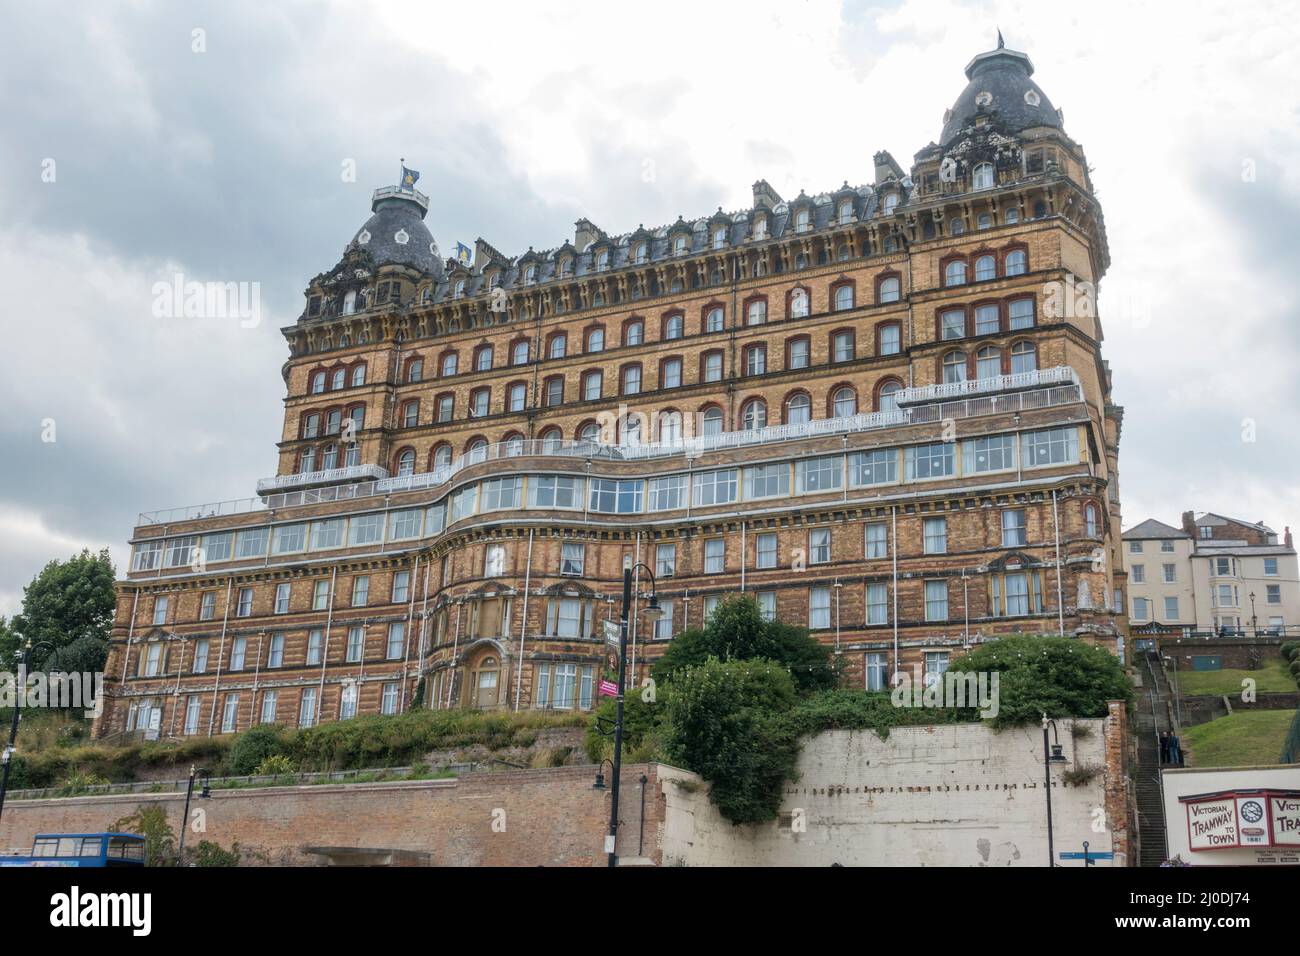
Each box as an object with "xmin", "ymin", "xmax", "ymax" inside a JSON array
[
  {"xmin": 894, "ymin": 366, "xmax": 1079, "ymax": 406},
  {"xmin": 256, "ymin": 464, "xmax": 389, "ymax": 495},
  {"xmin": 137, "ymin": 382, "xmax": 1084, "ymax": 525}
]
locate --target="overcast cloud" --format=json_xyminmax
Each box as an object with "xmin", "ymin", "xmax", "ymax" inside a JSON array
[{"xmin": 1, "ymin": 0, "xmax": 1298, "ymax": 614}]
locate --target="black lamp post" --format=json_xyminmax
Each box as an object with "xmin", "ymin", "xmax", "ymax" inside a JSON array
[
  {"xmin": 1041, "ymin": 714, "xmax": 1068, "ymax": 867},
  {"xmin": 1249, "ymin": 591, "xmax": 1258, "ymax": 637},
  {"xmin": 0, "ymin": 638, "xmax": 55, "ymax": 827},
  {"xmin": 176, "ymin": 765, "xmax": 211, "ymax": 864},
  {"xmin": 592, "ymin": 758, "xmax": 614, "ymax": 790},
  {"xmin": 606, "ymin": 563, "xmax": 660, "ymax": 867}
]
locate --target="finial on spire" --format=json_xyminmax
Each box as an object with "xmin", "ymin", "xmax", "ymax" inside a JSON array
[{"xmin": 996, "ymin": 29, "xmax": 1005, "ymax": 49}]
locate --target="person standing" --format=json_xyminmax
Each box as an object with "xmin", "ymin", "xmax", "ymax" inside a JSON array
[{"xmin": 1159, "ymin": 731, "xmax": 1170, "ymax": 764}]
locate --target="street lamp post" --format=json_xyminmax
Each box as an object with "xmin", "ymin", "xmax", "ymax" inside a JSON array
[
  {"xmin": 607, "ymin": 563, "xmax": 659, "ymax": 868},
  {"xmin": 1041, "ymin": 714, "xmax": 1068, "ymax": 867},
  {"xmin": 176, "ymin": 765, "xmax": 211, "ymax": 865},
  {"xmin": 1249, "ymin": 591, "xmax": 1258, "ymax": 637},
  {"xmin": 0, "ymin": 638, "xmax": 54, "ymax": 827}
]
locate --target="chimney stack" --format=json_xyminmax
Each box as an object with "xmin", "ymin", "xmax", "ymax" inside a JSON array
[
  {"xmin": 1286, "ymin": 527, "xmax": 1294, "ymax": 549},
  {"xmin": 1181, "ymin": 511, "xmax": 1196, "ymax": 538}
]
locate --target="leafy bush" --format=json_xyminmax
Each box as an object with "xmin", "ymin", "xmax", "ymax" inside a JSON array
[
  {"xmin": 584, "ymin": 690, "xmax": 667, "ymax": 763},
  {"xmin": 110, "ymin": 805, "xmax": 176, "ymax": 866},
  {"xmin": 663, "ymin": 658, "xmax": 800, "ymax": 824},
  {"xmin": 945, "ymin": 634, "xmax": 1133, "ymax": 728},
  {"xmin": 185, "ymin": 840, "xmax": 241, "ymax": 867},
  {"xmin": 57, "ymin": 769, "xmax": 110, "ymax": 796},
  {"xmin": 254, "ymin": 754, "xmax": 297, "ymax": 776},
  {"xmin": 229, "ymin": 724, "xmax": 288, "ymax": 775}
]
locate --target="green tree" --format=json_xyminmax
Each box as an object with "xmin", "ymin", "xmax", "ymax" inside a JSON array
[
  {"xmin": 945, "ymin": 633, "xmax": 1134, "ymax": 728},
  {"xmin": 12, "ymin": 549, "xmax": 115, "ymax": 670},
  {"xmin": 652, "ymin": 596, "xmax": 837, "ymax": 693},
  {"xmin": 110, "ymin": 805, "xmax": 176, "ymax": 867},
  {"xmin": 663, "ymin": 658, "xmax": 801, "ymax": 824}
]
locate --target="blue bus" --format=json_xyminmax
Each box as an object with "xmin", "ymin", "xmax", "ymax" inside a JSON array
[{"xmin": 0, "ymin": 832, "xmax": 146, "ymax": 867}]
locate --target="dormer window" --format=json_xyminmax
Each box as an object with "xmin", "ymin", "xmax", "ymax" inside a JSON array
[
  {"xmin": 795, "ymin": 208, "xmax": 811, "ymax": 233},
  {"xmin": 712, "ymin": 227, "xmax": 727, "ymax": 250},
  {"xmin": 752, "ymin": 217, "xmax": 767, "ymax": 240},
  {"xmin": 525, "ymin": 264, "xmax": 537, "ymax": 284},
  {"xmin": 673, "ymin": 235, "xmax": 687, "ymax": 256},
  {"xmin": 342, "ymin": 290, "xmax": 357, "ymax": 315},
  {"xmin": 634, "ymin": 243, "xmax": 648, "ymax": 264},
  {"xmin": 454, "ymin": 279, "xmax": 465, "ymax": 298},
  {"xmin": 972, "ymin": 163, "xmax": 994, "ymax": 190},
  {"xmin": 596, "ymin": 250, "xmax": 609, "ymax": 271},
  {"xmin": 882, "ymin": 193, "xmax": 898, "ymax": 215},
  {"xmin": 838, "ymin": 201, "xmax": 854, "ymax": 224},
  {"xmin": 558, "ymin": 257, "xmax": 573, "ymax": 277}
]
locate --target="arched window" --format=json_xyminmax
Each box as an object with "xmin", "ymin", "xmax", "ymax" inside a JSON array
[
  {"xmin": 548, "ymin": 333, "xmax": 567, "ymax": 359},
  {"xmin": 832, "ymin": 387, "xmax": 857, "ymax": 417},
  {"xmin": 741, "ymin": 399, "xmax": 767, "ymax": 431},
  {"xmin": 977, "ymin": 346, "xmax": 1001, "ymax": 379},
  {"xmin": 1010, "ymin": 341, "xmax": 1037, "ymax": 374},
  {"xmin": 786, "ymin": 393, "xmax": 812, "ymax": 425},
  {"xmin": 454, "ymin": 279, "xmax": 466, "ymax": 298},
  {"xmin": 396, "ymin": 448, "xmax": 414, "ymax": 476},
  {"xmin": 299, "ymin": 446, "xmax": 316, "ymax": 473},
  {"xmin": 1005, "ymin": 249, "xmax": 1027, "ymax": 276},
  {"xmin": 596, "ymin": 249, "xmax": 609, "ymax": 271},
  {"xmin": 659, "ymin": 411, "xmax": 683, "ymax": 444},
  {"xmin": 747, "ymin": 299, "xmax": 767, "ymax": 325},
  {"xmin": 466, "ymin": 438, "xmax": 488, "ymax": 464},
  {"xmin": 622, "ymin": 414, "xmax": 642, "ymax": 447},
  {"xmin": 311, "ymin": 371, "xmax": 326, "ymax": 394},
  {"xmin": 578, "ymin": 421, "xmax": 600, "ymax": 443},
  {"xmin": 673, "ymin": 235, "xmax": 687, "ymax": 255},
  {"xmin": 586, "ymin": 327, "xmax": 605, "ymax": 352},
  {"xmin": 944, "ymin": 260, "xmax": 968, "ymax": 286},
  {"xmin": 942, "ymin": 350, "xmax": 968, "ymax": 383},
  {"xmin": 882, "ymin": 193, "xmax": 898, "ymax": 214},
  {"xmin": 975, "ymin": 255, "xmax": 996, "ymax": 281},
  {"xmin": 525, "ymin": 264, "xmax": 537, "ymax": 283},
  {"xmin": 322, "ymin": 443, "xmax": 340, "ymax": 469},
  {"xmin": 351, "ymin": 364, "xmax": 366, "ymax": 387},
  {"xmin": 344, "ymin": 443, "xmax": 360, "ymax": 467},
  {"xmin": 1085, "ymin": 503, "xmax": 1100, "ymax": 537},
  {"xmin": 878, "ymin": 276, "xmax": 900, "ymax": 303},
  {"xmin": 701, "ymin": 406, "xmax": 723, "ymax": 437},
  {"xmin": 950, "ymin": 218, "xmax": 965, "ymax": 236},
  {"xmin": 838, "ymin": 200, "xmax": 854, "ymax": 224},
  {"xmin": 504, "ymin": 433, "xmax": 525, "ymax": 456},
  {"xmin": 634, "ymin": 242, "xmax": 648, "ymax": 264},
  {"xmin": 1004, "ymin": 207, "xmax": 1020, "ymax": 224},
  {"xmin": 440, "ymin": 353, "xmax": 457, "ymax": 377},
  {"xmin": 540, "ymin": 427, "xmax": 563, "ymax": 453},
  {"xmin": 837, "ymin": 244, "xmax": 850, "ymax": 262},
  {"xmin": 713, "ymin": 226, "xmax": 727, "ymax": 249},
  {"xmin": 623, "ymin": 319, "xmax": 644, "ymax": 346},
  {"xmin": 977, "ymin": 212, "xmax": 992, "ymax": 230},
  {"xmin": 343, "ymin": 290, "xmax": 357, "ymax": 315},
  {"xmin": 795, "ymin": 208, "xmax": 811, "ymax": 232},
  {"xmin": 664, "ymin": 314, "xmax": 684, "ymax": 340},
  {"xmin": 432, "ymin": 444, "xmax": 452, "ymax": 471},
  {"xmin": 878, "ymin": 381, "xmax": 902, "ymax": 413},
  {"xmin": 512, "ymin": 340, "xmax": 530, "ymax": 365},
  {"xmin": 331, "ymin": 368, "xmax": 346, "ymax": 390},
  {"xmin": 790, "ymin": 288, "xmax": 809, "ymax": 318},
  {"xmin": 475, "ymin": 345, "xmax": 493, "ymax": 371},
  {"xmin": 705, "ymin": 306, "xmax": 724, "ymax": 333},
  {"xmin": 834, "ymin": 285, "xmax": 854, "ymax": 311},
  {"xmin": 972, "ymin": 163, "xmax": 994, "ymax": 190}
]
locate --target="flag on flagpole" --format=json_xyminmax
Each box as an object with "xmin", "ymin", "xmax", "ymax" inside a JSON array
[
  {"xmin": 454, "ymin": 242, "xmax": 473, "ymax": 266},
  {"xmin": 400, "ymin": 165, "xmax": 420, "ymax": 191}
]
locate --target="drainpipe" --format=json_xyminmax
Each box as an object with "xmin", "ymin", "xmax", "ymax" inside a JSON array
[
  {"xmin": 446, "ymin": 600, "xmax": 463, "ymax": 709},
  {"xmin": 400, "ymin": 553, "xmax": 420, "ymax": 713},
  {"xmin": 415, "ymin": 559, "xmax": 431, "ymax": 709},
  {"xmin": 513, "ymin": 528, "xmax": 535, "ymax": 711},
  {"xmin": 630, "ymin": 533, "xmax": 642, "ymax": 679},
  {"xmin": 167, "ymin": 637, "xmax": 188, "ymax": 738},
  {"xmin": 250, "ymin": 632, "xmax": 264, "ymax": 728},
  {"xmin": 121, "ymin": 590, "xmax": 141, "ymax": 684},
  {"xmin": 892, "ymin": 506, "xmax": 899, "ymax": 678},
  {"xmin": 740, "ymin": 522, "xmax": 746, "ymax": 593},
  {"xmin": 1053, "ymin": 489, "xmax": 1065, "ymax": 637},
  {"xmin": 207, "ymin": 578, "xmax": 233, "ymax": 736},
  {"xmin": 315, "ymin": 566, "xmax": 337, "ymax": 723}
]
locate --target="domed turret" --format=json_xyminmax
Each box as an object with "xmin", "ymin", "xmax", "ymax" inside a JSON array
[
  {"xmin": 347, "ymin": 182, "xmax": 443, "ymax": 278},
  {"xmin": 939, "ymin": 35, "xmax": 1062, "ymax": 148}
]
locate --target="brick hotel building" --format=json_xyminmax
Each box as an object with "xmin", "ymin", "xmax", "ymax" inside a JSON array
[{"xmin": 95, "ymin": 40, "xmax": 1127, "ymax": 738}]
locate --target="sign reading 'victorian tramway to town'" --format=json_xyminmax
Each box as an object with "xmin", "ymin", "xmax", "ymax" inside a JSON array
[{"xmin": 1182, "ymin": 790, "xmax": 1300, "ymax": 851}]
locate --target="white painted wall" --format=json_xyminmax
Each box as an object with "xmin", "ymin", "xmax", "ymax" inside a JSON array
[{"xmin": 657, "ymin": 720, "xmax": 1118, "ymax": 867}]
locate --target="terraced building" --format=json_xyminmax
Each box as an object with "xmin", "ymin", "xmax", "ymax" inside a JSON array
[{"xmin": 95, "ymin": 40, "xmax": 1127, "ymax": 738}]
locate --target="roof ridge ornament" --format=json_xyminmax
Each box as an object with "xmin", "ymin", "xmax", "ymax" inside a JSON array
[{"xmin": 997, "ymin": 28, "xmax": 1005, "ymax": 49}]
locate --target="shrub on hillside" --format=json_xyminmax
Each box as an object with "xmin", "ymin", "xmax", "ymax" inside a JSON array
[{"xmin": 229, "ymin": 724, "xmax": 289, "ymax": 776}]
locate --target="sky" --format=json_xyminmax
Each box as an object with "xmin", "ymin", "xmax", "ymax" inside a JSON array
[{"xmin": 0, "ymin": 0, "xmax": 1298, "ymax": 616}]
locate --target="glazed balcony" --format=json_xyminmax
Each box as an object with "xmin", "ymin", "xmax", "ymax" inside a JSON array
[{"xmin": 256, "ymin": 464, "xmax": 389, "ymax": 495}]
